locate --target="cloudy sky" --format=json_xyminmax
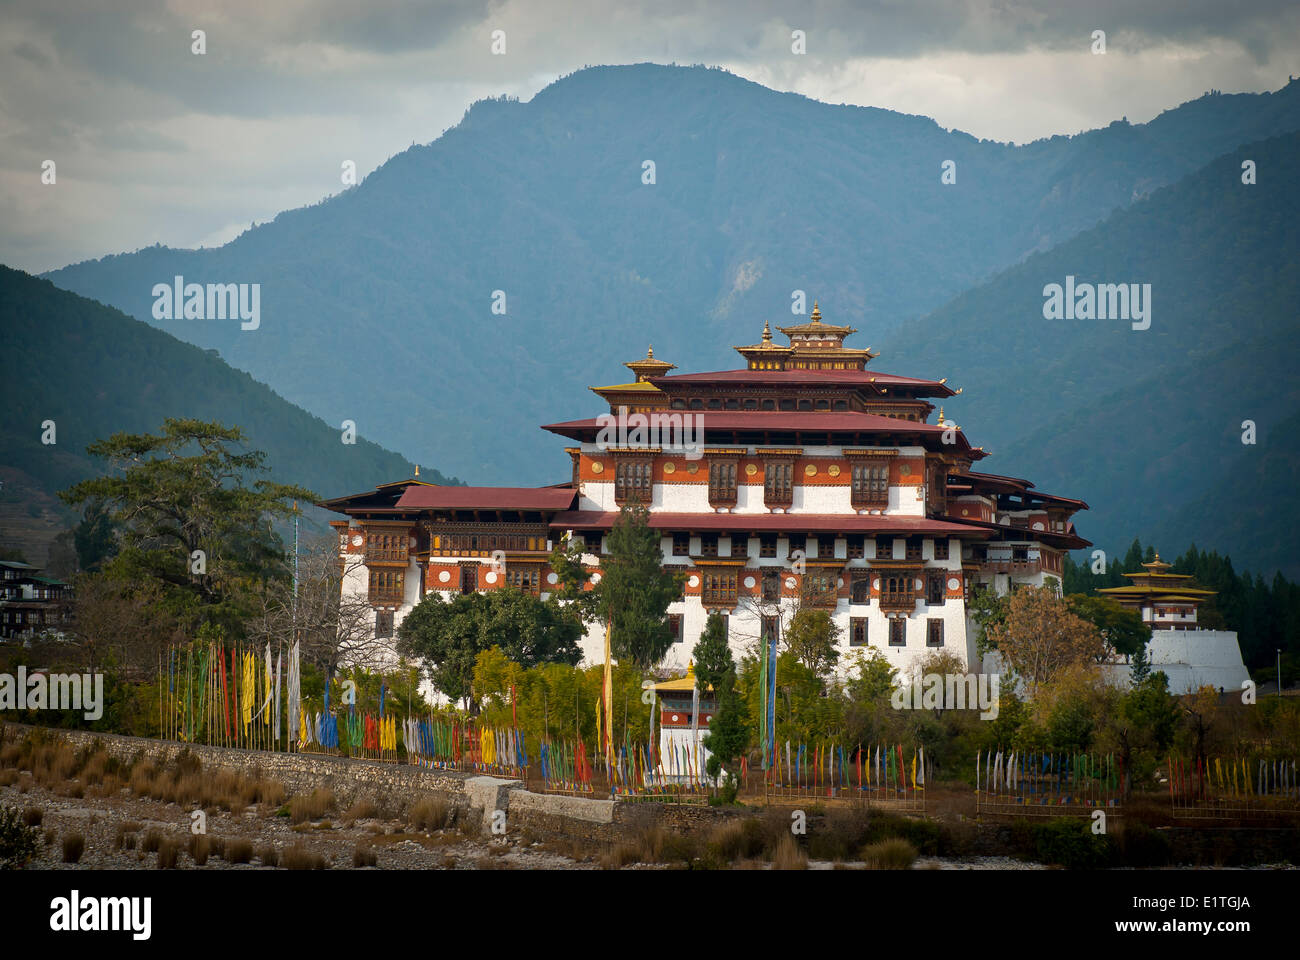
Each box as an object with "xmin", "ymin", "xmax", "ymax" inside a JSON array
[{"xmin": 2, "ymin": 0, "xmax": 1297, "ymax": 273}]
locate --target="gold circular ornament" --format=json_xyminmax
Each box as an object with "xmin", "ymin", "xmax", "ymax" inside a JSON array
[
  {"xmin": 804, "ymin": 464, "xmax": 817, "ymax": 477},
  {"xmin": 900, "ymin": 464, "xmax": 912, "ymax": 477},
  {"xmin": 591, "ymin": 461, "xmax": 604, "ymax": 474},
  {"xmin": 745, "ymin": 463, "xmax": 757, "ymax": 476},
  {"xmin": 828, "ymin": 464, "xmax": 841, "ymax": 477},
  {"xmin": 663, "ymin": 462, "xmax": 676, "ymax": 475},
  {"xmin": 687, "ymin": 462, "xmax": 699, "ymax": 475}
]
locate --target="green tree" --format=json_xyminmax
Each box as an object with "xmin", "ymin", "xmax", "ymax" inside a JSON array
[
  {"xmin": 702, "ymin": 667, "xmax": 751, "ymax": 791},
  {"xmin": 397, "ymin": 589, "xmax": 582, "ymax": 711},
  {"xmin": 1067, "ymin": 594, "xmax": 1148, "ymax": 660},
  {"xmin": 396, "ymin": 592, "xmax": 484, "ymax": 710},
  {"xmin": 692, "ymin": 613, "xmax": 732, "ymax": 695},
  {"xmin": 968, "ymin": 585, "xmax": 1010, "ymax": 656},
  {"xmin": 548, "ymin": 535, "xmax": 599, "ymax": 628},
  {"xmin": 783, "ymin": 608, "xmax": 840, "ymax": 677},
  {"xmin": 60, "ymin": 419, "xmax": 313, "ymax": 638},
  {"xmin": 73, "ymin": 500, "xmax": 117, "ymax": 572},
  {"xmin": 595, "ymin": 502, "xmax": 682, "ymax": 671}
]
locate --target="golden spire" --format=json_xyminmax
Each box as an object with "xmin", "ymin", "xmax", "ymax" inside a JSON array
[
  {"xmin": 414, "ymin": 464, "xmax": 420, "ymax": 477},
  {"xmin": 647, "ymin": 344, "xmax": 654, "ymax": 359},
  {"xmin": 937, "ymin": 407, "xmax": 945, "ymax": 425},
  {"xmin": 686, "ymin": 659, "xmax": 695, "ymax": 679},
  {"xmin": 810, "ymin": 300, "xmax": 822, "ymax": 323},
  {"xmin": 761, "ymin": 319, "xmax": 772, "ymax": 343}
]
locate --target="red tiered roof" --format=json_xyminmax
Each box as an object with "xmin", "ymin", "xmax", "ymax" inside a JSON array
[
  {"xmin": 549, "ymin": 511, "xmax": 994, "ymax": 536},
  {"xmin": 394, "ymin": 486, "xmax": 576, "ymax": 511},
  {"xmin": 647, "ymin": 368, "xmax": 955, "ymax": 395}
]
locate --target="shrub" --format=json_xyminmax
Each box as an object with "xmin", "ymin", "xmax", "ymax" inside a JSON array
[
  {"xmin": 157, "ymin": 839, "xmax": 179, "ymax": 869},
  {"xmin": 289, "ymin": 789, "xmax": 336, "ymax": 824},
  {"xmin": 282, "ymin": 844, "xmax": 327, "ymax": 870},
  {"xmin": 141, "ymin": 829, "xmax": 163, "ymax": 853},
  {"xmin": 257, "ymin": 844, "xmax": 279, "ymax": 867},
  {"xmin": 22, "ymin": 807, "xmax": 43, "ymax": 827},
  {"xmin": 772, "ymin": 835, "xmax": 808, "ymax": 870},
  {"xmin": 861, "ymin": 838, "xmax": 917, "ymax": 870},
  {"xmin": 345, "ymin": 800, "xmax": 379, "ymax": 823},
  {"xmin": 0, "ymin": 804, "xmax": 42, "ymax": 868},
  {"xmin": 1033, "ymin": 818, "xmax": 1114, "ymax": 869},
  {"xmin": 61, "ymin": 832, "xmax": 86, "ymax": 864},
  {"xmin": 224, "ymin": 838, "xmax": 253, "ymax": 864},
  {"xmin": 408, "ymin": 797, "xmax": 449, "ymax": 832},
  {"xmin": 188, "ymin": 834, "xmax": 211, "ymax": 866},
  {"xmin": 1114, "ymin": 821, "xmax": 1172, "ymax": 868},
  {"xmin": 352, "ymin": 844, "xmax": 378, "ymax": 868}
]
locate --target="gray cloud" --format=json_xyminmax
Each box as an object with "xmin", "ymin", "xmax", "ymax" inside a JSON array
[{"xmin": 1, "ymin": 0, "xmax": 1297, "ymax": 272}]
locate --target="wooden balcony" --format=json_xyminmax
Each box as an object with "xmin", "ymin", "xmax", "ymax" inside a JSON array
[{"xmin": 979, "ymin": 559, "xmax": 1042, "ymax": 576}]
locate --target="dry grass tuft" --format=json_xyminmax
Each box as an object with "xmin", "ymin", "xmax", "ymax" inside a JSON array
[
  {"xmin": 772, "ymin": 835, "xmax": 808, "ymax": 870},
  {"xmin": 188, "ymin": 834, "xmax": 211, "ymax": 866},
  {"xmin": 282, "ymin": 843, "xmax": 327, "ymax": 870},
  {"xmin": 352, "ymin": 844, "xmax": 378, "ymax": 868},
  {"xmin": 224, "ymin": 838, "xmax": 253, "ymax": 864},
  {"xmin": 860, "ymin": 838, "xmax": 917, "ymax": 870},
  {"xmin": 289, "ymin": 789, "xmax": 336, "ymax": 824},
  {"xmin": 408, "ymin": 797, "xmax": 450, "ymax": 832},
  {"xmin": 61, "ymin": 832, "xmax": 85, "ymax": 863}
]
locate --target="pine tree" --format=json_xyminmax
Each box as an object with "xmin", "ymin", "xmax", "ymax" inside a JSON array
[{"xmin": 596, "ymin": 501, "xmax": 683, "ymax": 671}]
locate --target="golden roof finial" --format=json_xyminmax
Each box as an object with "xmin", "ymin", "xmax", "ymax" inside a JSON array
[
  {"xmin": 414, "ymin": 464, "xmax": 420, "ymax": 477},
  {"xmin": 647, "ymin": 344, "xmax": 654, "ymax": 359},
  {"xmin": 761, "ymin": 318, "xmax": 772, "ymax": 343},
  {"xmin": 686, "ymin": 659, "xmax": 695, "ymax": 678},
  {"xmin": 810, "ymin": 300, "xmax": 822, "ymax": 323},
  {"xmin": 937, "ymin": 407, "xmax": 945, "ymax": 425}
]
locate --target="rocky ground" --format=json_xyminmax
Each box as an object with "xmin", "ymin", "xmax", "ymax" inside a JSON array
[{"xmin": 2, "ymin": 778, "xmax": 592, "ymax": 871}]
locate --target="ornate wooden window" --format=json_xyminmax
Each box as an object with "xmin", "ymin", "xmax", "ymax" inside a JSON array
[
  {"xmin": 368, "ymin": 569, "xmax": 404, "ymax": 604},
  {"xmin": 614, "ymin": 458, "xmax": 652, "ymax": 504},
  {"xmin": 905, "ymin": 538, "xmax": 923, "ymax": 561},
  {"xmin": 505, "ymin": 563, "xmax": 543, "ymax": 595},
  {"xmin": 708, "ymin": 459, "xmax": 738, "ymax": 507},
  {"xmin": 702, "ymin": 570, "xmax": 738, "ymax": 606},
  {"xmin": 926, "ymin": 574, "xmax": 945, "ymax": 606},
  {"xmin": 762, "ymin": 570, "xmax": 781, "ymax": 602},
  {"xmin": 851, "ymin": 572, "xmax": 872, "ymax": 604},
  {"xmin": 727, "ymin": 533, "xmax": 749, "ymax": 558},
  {"xmin": 846, "ymin": 535, "xmax": 865, "ymax": 560},
  {"xmin": 933, "ymin": 538, "xmax": 950, "ymax": 560},
  {"xmin": 764, "ymin": 460, "xmax": 793, "ymax": 507},
  {"xmin": 667, "ymin": 614, "xmax": 683, "ymax": 644},
  {"xmin": 875, "ymin": 537, "xmax": 895, "ymax": 561},
  {"xmin": 801, "ymin": 571, "xmax": 838, "ymax": 607},
  {"xmin": 927, "ymin": 618, "xmax": 944, "ymax": 647},
  {"xmin": 850, "ymin": 617, "xmax": 868, "ymax": 647},
  {"xmin": 762, "ymin": 615, "xmax": 780, "ymax": 642},
  {"xmin": 879, "ymin": 573, "xmax": 915, "ymax": 612},
  {"xmin": 851, "ymin": 462, "xmax": 889, "ymax": 507},
  {"xmin": 759, "ymin": 534, "xmax": 778, "ymax": 558},
  {"xmin": 698, "ymin": 534, "xmax": 719, "ymax": 558},
  {"xmin": 672, "ymin": 532, "xmax": 690, "ymax": 556},
  {"xmin": 889, "ymin": 619, "xmax": 907, "ymax": 646},
  {"xmin": 366, "ymin": 530, "xmax": 409, "ymax": 564},
  {"xmin": 818, "ymin": 535, "xmax": 836, "ymax": 559},
  {"xmin": 459, "ymin": 565, "xmax": 477, "ymax": 594},
  {"xmin": 374, "ymin": 610, "xmax": 394, "ymax": 639}
]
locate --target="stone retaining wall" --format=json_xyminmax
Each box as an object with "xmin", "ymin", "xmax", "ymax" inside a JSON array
[{"xmin": 1, "ymin": 723, "xmax": 734, "ymax": 844}]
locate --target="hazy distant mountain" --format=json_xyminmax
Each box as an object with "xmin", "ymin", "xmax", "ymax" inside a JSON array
[
  {"xmin": 886, "ymin": 131, "xmax": 1300, "ymax": 576},
  {"xmin": 0, "ymin": 266, "xmax": 457, "ymax": 554},
  {"xmin": 42, "ymin": 65, "xmax": 1300, "ymax": 486}
]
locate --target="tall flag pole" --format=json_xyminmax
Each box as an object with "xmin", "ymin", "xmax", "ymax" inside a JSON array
[{"xmin": 603, "ymin": 613, "xmax": 614, "ymax": 771}]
